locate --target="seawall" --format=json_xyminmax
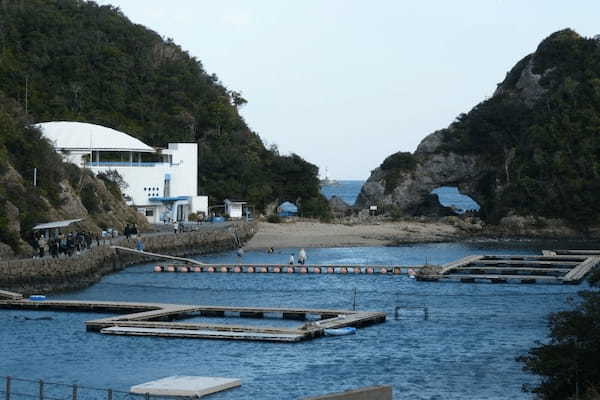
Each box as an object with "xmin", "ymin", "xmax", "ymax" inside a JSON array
[{"xmin": 0, "ymin": 221, "xmax": 256, "ymax": 295}]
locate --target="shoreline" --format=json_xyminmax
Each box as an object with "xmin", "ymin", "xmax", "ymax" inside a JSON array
[{"xmin": 243, "ymin": 219, "xmax": 598, "ymax": 250}]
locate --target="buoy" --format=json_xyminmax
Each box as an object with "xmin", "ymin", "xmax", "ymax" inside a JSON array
[
  {"xmin": 313, "ymin": 267, "xmax": 321, "ymax": 274},
  {"xmin": 260, "ymin": 267, "xmax": 268, "ymax": 273},
  {"xmin": 366, "ymin": 267, "xmax": 374, "ymax": 274},
  {"xmin": 153, "ymin": 266, "xmax": 162, "ymax": 272},
  {"xmin": 287, "ymin": 267, "xmax": 294, "ymax": 273},
  {"xmin": 247, "ymin": 266, "xmax": 255, "ymax": 273},
  {"xmin": 207, "ymin": 266, "xmax": 215, "ymax": 273},
  {"xmin": 220, "ymin": 267, "xmax": 228, "ymax": 273},
  {"xmin": 234, "ymin": 266, "xmax": 242, "ymax": 273},
  {"xmin": 194, "ymin": 267, "xmax": 202, "ymax": 272},
  {"xmin": 340, "ymin": 267, "xmax": 348, "ymax": 274},
  {"xmin": 167, "ymin": 266, "xmax": 176, "ymax": 272},
  {"xmin": 299, "ymin": 267, "xmax": 308, "ymax": 273},
  {"xmin": 380, "ymin": 268, "xmax": 388, "ymax": 274},
  {"xmin": 273, "ymin": 267, "xmax": 281, "ymax": 273},
  {"xmin": 327, "ymin": 267, "xmax": 334, "ymax": 274},
  {"xmin": 178, "ymin": 266, "xmax": 189, "ymax": 273}
]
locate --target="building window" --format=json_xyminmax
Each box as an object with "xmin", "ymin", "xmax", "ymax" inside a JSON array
[{"xmin": 145, "ymin": 209, "xmax": 154, "ymax": 217}]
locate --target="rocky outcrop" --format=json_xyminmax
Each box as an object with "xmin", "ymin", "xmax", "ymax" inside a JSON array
[
  {"xmin": 356, "ymin": 29, "xmax": 596, "ymax": 225},
  {"xmin": 356, "ymin": 130, "xmax": 487, "ymax": 215},
  {"xmin": 0, "ymin": 164, "xmax": 148, "ymax": 259},
  {"xmin": 328, "ymin": 195, "xmax": 351, "ymax": 218}
]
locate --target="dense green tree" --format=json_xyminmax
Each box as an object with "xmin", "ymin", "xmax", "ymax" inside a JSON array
[
  {"xmin": 436, "ymin": 29, "xmax": 600, "ymax": 227},
  {"xmin": 518, "ymin": 280, "xmax": 600, "ymax": 399},
  {"xmin": 0, "ymin": 0, "xmax": 325, "ymax": 215}
]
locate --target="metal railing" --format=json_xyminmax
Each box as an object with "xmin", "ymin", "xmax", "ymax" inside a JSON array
[{"xmin": 2, "ymin": 377, "xmax": 173, "ymax": 400}]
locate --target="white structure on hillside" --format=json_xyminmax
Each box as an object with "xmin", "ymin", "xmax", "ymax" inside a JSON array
[{"xmin": 37, "ymin": 121, "xmax": 208, "ymax": 223}]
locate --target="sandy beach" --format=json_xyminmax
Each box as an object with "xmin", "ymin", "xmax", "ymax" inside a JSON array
[{"xmin": 244, "ymin": 220, "xmax": 467, "ymax": 250}]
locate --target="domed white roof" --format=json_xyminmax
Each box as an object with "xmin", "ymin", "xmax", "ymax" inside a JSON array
[{"xmin": 35, "ymin": 121, "xmax": 155, "ymax": 153}]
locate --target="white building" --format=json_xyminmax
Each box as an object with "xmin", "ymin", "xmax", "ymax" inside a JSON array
[
  {"xmin": 224, "ymin": 199, "xmax": 247, "ymax": 219},
  {"xmin": 37, "ymin": 121, "xmax": 208, "ymax": 223}
]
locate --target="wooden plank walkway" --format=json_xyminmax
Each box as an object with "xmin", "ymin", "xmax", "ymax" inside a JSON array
[
  {"xmin": 439, "ymin": 255, "xmax": 485, "ymax": 275},
  {"xmin": 0, "ymin": 289, "xmax": 23, "ymax": 300},
  {"xmin": 0, "ymin": 297, "xmax": 386, "ymax": 342},
  {"xmin": 418, "ymin": 251, "xmax": 600, "ymax": 285},
  {"xmin": 562, "ymin": 256, "xmax": 600, "ymax": 283}
]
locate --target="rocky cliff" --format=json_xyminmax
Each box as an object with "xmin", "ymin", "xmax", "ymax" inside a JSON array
[{"xmin": 357, "ymin": 29, "xmax": 600, "ymax": 230}]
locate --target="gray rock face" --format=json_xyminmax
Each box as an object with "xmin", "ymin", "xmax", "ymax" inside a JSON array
[
  {"xmin": 328, "ymin": 195, "xmax": 351, "ymax": 217},
  {"xmin": 356, "ymin": 130, "xmax": 487, "ymax": 216}
]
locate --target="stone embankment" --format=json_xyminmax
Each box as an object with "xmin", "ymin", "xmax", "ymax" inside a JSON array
[{"xmin": 0, "ymin": 222, "xmax": 256, "ymax": 295}]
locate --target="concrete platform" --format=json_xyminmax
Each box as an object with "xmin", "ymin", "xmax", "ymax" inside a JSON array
[{"xmin": 130, "ymin": 375, "xmax": 240, "ymax": 397}]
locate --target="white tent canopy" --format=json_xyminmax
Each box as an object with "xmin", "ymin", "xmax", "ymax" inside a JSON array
[{"xmin": 35, "ymin": 121, "xmax": 155, "ymax": 153}]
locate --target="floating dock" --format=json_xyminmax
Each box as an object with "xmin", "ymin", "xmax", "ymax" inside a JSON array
[
  {"xmin": 152, "ymin": 263, "xmax": 420, "ymax": 275},
  {"xmin": 130, "ymin": 376, "xmax": 241, "ymax": 398},
  {"xmin": 0, "ymin": 297, "xmax": 386, "ymax": 342},
  {"xmin": 418, "ymin": 252, "xmax": 600, "ymax": 284}
]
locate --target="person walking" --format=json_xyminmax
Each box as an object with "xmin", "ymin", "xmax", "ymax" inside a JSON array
[
  {"xmin": 135, "ymin": 235, "xmax": 144, "ymax": 251},
  {"xmin": 173, "ymin": 220, "xmax": 178, "ymax": 234},
  {"xmin": 37, "ymin": 236, "xmax": 46, "ymax": 258}
]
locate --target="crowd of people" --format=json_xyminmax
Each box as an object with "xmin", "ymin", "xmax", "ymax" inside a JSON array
[{"xmin": 31, "ymin": 231, "xmax": 99, "ymax": 258}]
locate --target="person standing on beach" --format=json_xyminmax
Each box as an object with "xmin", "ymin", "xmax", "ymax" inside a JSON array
[{"xmin": 173, "ymin": 220, "xmax": 178, "ymax": 234}]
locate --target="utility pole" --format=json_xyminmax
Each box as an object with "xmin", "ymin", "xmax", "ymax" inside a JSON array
[{"xmin": 25, "ymin": 76, "xmax": 28, "ymax": 115}]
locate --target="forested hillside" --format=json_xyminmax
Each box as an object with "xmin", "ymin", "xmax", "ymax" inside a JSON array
[
  {"xmin": 0, "ymin": 0, "xmax": 327, "ymax": 215},
  {"xmin": 0, "ymin": 93, "xmax": 147, "ymax": 256},
  {"xmin": 360, "ymin": 29, "xmax": 600, "ymax": 229}
]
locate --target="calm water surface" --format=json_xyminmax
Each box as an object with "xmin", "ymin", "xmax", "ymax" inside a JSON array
[{"xmin": 1, "ymin": 241, "xmax": 592, "ymax": 399}]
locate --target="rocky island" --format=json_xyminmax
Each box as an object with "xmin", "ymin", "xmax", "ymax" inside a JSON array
[{"xmin": 357, "ymin": 29, "xmax": 600, "ymax": 236}]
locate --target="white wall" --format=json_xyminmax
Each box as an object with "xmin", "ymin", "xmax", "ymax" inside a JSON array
[{"xmin": 88, "ymin": 143, "xmax": 201, "ymax": 222}]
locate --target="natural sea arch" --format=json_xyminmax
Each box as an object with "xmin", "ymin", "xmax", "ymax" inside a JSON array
[{"xmin": 431, "ymin": 186, "xmax": 480, "ymax": 214}]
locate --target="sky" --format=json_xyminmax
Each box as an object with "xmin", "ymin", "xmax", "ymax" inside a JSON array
[{"xmin": 96, "ymin": 0, "xmax": 600, "ymax": 179}]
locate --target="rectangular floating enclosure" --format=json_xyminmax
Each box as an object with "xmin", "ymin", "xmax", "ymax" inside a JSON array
[
  {"xmin": 130, "ymin": 375, "xmax": 241, "ymax": 398},
  {"xmin": 0, "ymin": 297, "xmax": 386, "ymax": 342},
  {"xmin": 417, "ymin": 252, "xmax": 600, "ymax": 284}
]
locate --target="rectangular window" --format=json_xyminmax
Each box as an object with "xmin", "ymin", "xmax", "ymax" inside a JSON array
[{"xmin": 145, "ymin": 209, "xmax": 154, "ymax": 217}]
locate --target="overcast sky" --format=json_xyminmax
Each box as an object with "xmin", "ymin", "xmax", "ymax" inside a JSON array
[{"xmin": 97, "ymin": 0, "xmax": 600, "ymax": 179}]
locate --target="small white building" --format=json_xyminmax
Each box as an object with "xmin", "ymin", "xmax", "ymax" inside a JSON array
[
  {"xmin": 224, "ymin": 199, "xmax": 247, "ymax": 219},
  {"xmin": 37, "ymin": 121, "xmax": 208, "ymax": 223}
]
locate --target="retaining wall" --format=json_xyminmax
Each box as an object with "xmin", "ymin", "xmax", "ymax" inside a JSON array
[{"xmin": 0, "ymin": 222, "xmax": 256, "ymax": 295}]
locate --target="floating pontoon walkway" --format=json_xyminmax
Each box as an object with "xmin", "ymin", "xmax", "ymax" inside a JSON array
[
  {"xmin": 418, "ymin": 252, "xmax": 600, "ymax": 284},
  {"xmin": 152, "ymin": 263, "xmax": 420, "ymax": 275},
  {"xmin": 0, "ymin": 297, "xmax": 385, "ymax": 342}
]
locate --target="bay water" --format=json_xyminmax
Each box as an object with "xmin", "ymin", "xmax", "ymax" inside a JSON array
[{"xmin": 1, "ymin": 241, "xmax": 592, "ymax": 399}]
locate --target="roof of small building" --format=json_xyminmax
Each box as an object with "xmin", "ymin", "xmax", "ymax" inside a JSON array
[
  {"xmin": 32, "ymin": 218, "xmax": 84, "ymax": 230},
  {"xmin": 35, "ymin": 121, "xmax": 155, "ymax": 153}
]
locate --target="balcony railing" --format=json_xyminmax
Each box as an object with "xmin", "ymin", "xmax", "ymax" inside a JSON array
[{"xmin": 85, "ymin": 161, "xmax": 178, "ymax": 167}]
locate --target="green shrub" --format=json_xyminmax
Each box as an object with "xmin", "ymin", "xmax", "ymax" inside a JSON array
[
  {"xmin": 267, "ymin": 215, "xmax": 281, "ymax": 223},
  {"xmin": 80, "ymin": 183, "xmax": 100, "ymax": 214}
]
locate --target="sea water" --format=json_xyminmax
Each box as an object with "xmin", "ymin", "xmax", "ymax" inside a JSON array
[
  {"xmin": 1, "ymin": 241, "xmax": 592, "ymax": 399},
  {"xmin": 321, "ymin": 181, "xmax": 480, "ymax": 211}
]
